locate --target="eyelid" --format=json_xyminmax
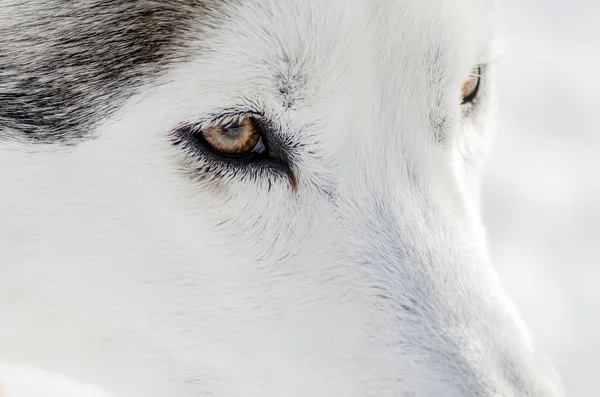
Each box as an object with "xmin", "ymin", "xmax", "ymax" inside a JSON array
[{"xmin": 188, "ymin": 111, "xmax": 264, "ymax": 133}]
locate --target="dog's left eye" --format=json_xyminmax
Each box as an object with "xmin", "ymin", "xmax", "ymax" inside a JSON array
[{"xmin": 461, "ymin": 66, "xmax": 482, "ymax": 104}]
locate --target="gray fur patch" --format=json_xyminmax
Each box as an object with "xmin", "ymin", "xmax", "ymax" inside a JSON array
[{"xmin": 0, "ymin": 0, "xmax": 222, "ymax": 143}]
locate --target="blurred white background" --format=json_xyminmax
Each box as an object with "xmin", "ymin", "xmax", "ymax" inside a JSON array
[{"xmin": 484, "ymin": 1, "xmax": 600, "ymax": 396}]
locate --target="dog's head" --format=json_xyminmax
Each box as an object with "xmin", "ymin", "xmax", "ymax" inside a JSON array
[{"xmin": 0, "ymin": 0, "xmax": 563, "ymax": 396}]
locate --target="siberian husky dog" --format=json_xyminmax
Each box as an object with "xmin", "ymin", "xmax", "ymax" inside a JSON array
[{"xmin": 0, "ymin": 0, "xmax": 563, "ymax": 396}]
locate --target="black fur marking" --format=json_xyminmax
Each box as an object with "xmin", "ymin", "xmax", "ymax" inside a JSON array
[{"xmin": 0, "ymin": 1, "xmax": 221, "ymax": 144}]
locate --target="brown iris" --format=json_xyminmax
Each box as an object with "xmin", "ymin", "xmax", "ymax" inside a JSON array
[
  {"xmin": 200, "ymin": 117, "xmax": 263, "ymax": 157},
  {"xmin": 461, "ymin": 66, "xmax": 482, "ymax": 104}
]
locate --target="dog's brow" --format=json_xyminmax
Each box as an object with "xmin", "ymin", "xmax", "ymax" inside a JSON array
[{"xmin": 0, "ymin": 0, "xmax": 225, "ymax": 144}]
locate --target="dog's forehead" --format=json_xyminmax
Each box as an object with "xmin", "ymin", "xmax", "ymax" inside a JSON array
[
  {"xmin": 0, "ymin": 0, "xmax": 494, "ymax": 144},
  {"xmin": 201, "ymin": 0, "xmax": 494, "ymax": 72},
  {"xmin": 169, "ymin": 0, "xmax": 495, "ymax": 131}
]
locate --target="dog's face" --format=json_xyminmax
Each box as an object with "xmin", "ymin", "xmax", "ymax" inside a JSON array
[{"xmin": 0, "ymin": 0, "xmax": 563, "ymax": 396}]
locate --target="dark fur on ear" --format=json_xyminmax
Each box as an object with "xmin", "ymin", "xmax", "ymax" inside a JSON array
[{"xmin": 0, "ymin": 1, "xmax": 224, "ymax": 144}]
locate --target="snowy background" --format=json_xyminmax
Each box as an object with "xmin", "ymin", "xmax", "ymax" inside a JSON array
[{"xmin": 484, "ymin": 1, "xmax": 599, "ymax": 396}]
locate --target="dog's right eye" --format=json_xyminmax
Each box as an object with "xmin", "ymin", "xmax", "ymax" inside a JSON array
[
  {"xmin": 172, "ymin": 115, "xmax": 295, "ymax": 184},
  {"xmin": 198, "ymin": 117, "xmax": 266, "ymax": 158}
]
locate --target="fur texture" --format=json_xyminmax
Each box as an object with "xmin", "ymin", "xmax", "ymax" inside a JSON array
[{"xmin": 0, "ymin": 0, "xmax": 563, "ymax": 396}]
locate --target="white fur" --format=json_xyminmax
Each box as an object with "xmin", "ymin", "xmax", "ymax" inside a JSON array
[{"xmin": 0, "ymin": 0, "xmax": 563, "ymax": 396}]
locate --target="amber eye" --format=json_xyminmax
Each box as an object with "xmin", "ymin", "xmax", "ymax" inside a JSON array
[
  {"xmin": 461, "ymin": 66, "xmax": 482, "ymax": 104},
  {"xmin": 199, "ymin": 117, "xmax": 265, "ymax": 157}
]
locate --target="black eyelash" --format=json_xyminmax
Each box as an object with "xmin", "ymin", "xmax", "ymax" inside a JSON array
[{"xmin": 171, "ymin": 116, "xmax": 294, "ymax": 183}]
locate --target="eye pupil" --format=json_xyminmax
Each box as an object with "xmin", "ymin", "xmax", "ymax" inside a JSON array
[{"xmin": 224, "ymin": 120, "xmax": 244, "ymax": 134}]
